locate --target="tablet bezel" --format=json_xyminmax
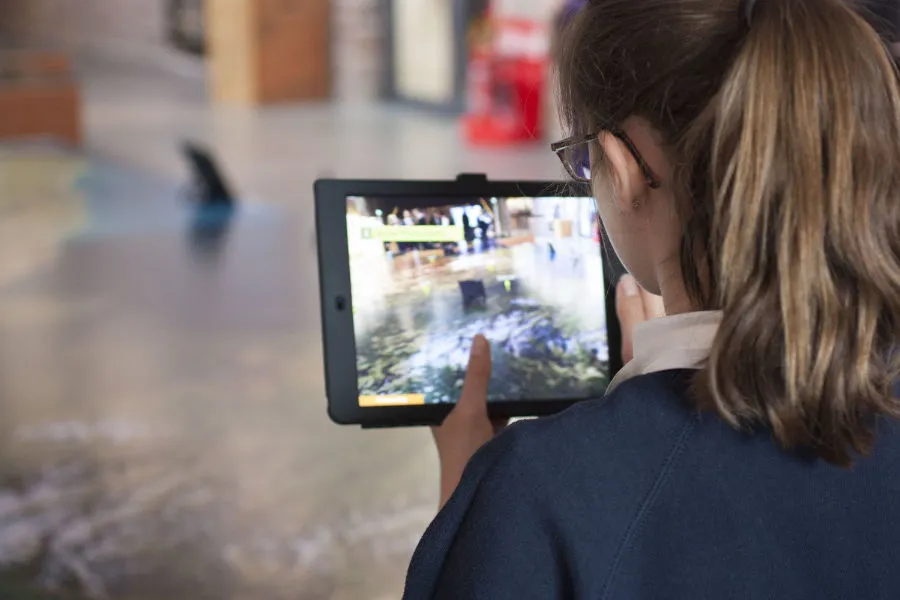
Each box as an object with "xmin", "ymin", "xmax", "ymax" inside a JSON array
[{"xmin": 316, "ymin": 175, "xmax": 623, "ymax": 428}]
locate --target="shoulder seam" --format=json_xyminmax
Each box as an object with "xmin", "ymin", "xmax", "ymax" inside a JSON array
[{"xmin": 600, "ymin": 415, "xmax": 698, "ymax": 599}]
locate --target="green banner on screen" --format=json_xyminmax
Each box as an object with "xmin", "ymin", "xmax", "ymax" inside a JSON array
[{"xmin": 361, "ymin": 225, "xmax": 464, "ymax": 243}]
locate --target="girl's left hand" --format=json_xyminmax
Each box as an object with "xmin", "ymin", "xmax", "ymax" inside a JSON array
[{"xmin": 431, "ymin": 335, "xmax": 507, "ymax": 508}]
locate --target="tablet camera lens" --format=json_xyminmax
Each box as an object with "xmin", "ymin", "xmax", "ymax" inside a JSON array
[{"xmin": 335, "ymin": 296, "xmax": 347, "ymax": 311}]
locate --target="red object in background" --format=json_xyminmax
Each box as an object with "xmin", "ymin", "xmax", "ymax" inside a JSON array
[{"xmin": 463, "ymin": 18, "xmax": 548, "ymax": 146}]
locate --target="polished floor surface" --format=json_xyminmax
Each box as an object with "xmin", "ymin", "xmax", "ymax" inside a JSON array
[{"xmin": 0, "ymin": 63, "xmax": 567, "ymax": 599}]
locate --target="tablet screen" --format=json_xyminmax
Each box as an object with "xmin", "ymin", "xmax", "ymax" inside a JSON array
[{"xmin": 346, "ymin": 195, "xmax": 610, "ymax": 407}]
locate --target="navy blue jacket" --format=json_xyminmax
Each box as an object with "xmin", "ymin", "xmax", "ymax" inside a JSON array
[{"xmin": 403, "ymin": 370, "xmax": 900, "ymax": 599}]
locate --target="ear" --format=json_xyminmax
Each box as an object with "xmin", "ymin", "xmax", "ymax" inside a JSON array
[{"xmin": 597, "ymin": 131, "xmax": 645, "ymax": 213}]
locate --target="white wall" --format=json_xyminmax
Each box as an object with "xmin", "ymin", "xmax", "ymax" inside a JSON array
[
  {"xmin": 0, "ymin": 0, "xmax": 203, "ymax": 76},
  {"xmin": 332, "ymin": 0, "xmax": 385, "ymax": 101}
]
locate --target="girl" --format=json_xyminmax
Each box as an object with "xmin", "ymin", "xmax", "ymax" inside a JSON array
[{"xmin": 403, "ymin": 0, "xmax": 900, "ymax": 598}]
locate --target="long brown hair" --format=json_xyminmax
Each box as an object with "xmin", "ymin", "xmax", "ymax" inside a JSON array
[{"xmin": 558, "ymin": 0, "xmax": 900, "ymax": 466}]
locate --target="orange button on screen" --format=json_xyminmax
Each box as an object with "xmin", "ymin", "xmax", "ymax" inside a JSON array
[{"xmin": 359, "ymin": 394, "xmax": 426, "ymax": 407}]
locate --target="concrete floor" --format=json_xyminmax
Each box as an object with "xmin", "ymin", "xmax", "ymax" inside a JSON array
[
  {"xmin": 82, "ymin": 62, "xmax": 563, "ymax": 199},
  {"xmin": 0, "ymin": 63, "xmax": 569, "ymax": 599}
]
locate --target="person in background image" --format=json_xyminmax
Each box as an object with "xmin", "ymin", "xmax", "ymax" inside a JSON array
[
  {"xmin": 415, "ymin": 209, "xmax": 429, "ymax": 250},
  {"xmin": 403, "ymin": 0, "xmax": 900, "ymax": 598},
  {"xmin": 387, "ymin": 209, "xmax": 400, "ymax": 226},
  {"xmin": 477, "ymin": 209, "xmax": 492, "ymax": 251},
  {"xmin": 382, "ymin": 209, "xmax": 399, "ymax": 254},
  {"xmin": 398, "ymin": 209, "xmax": 414, "ymax": 253},
  {"xmin": 462, "ymin": 212, "xmax": 475, "ymax": 251},
  {"xmin": 437, "ymin": 211, "xmax": 453, "ymax": 255}
]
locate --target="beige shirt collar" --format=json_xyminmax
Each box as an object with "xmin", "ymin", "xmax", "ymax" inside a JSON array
[{"xmin": 607, "ymin": 311, "xmax": 723, "ymax": 394}]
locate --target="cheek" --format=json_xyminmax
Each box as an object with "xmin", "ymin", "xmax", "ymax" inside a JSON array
[
  {"xmin": 597, "ymin": 209, "xmax": 632, "ymax": 268},
  {"xmin": 592, "ymin": 185, "xmax": 630, "ymax": 262},
  {"xmin": 592, "ymin": 186, "xmax": 652, "ymax": 285}
]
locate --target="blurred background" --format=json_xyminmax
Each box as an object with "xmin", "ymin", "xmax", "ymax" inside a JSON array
[
  {"xmin": 0, "ymin": 0, "xmax": 572, "ymax": 598},
  {"xmin": 0, "ymin": 0, "xmax": 896, "ymax": 599}
]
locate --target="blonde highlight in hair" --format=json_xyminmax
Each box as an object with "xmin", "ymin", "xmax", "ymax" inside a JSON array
[{"xmin": 558, "ymin": 0, "xmax": 900, "ymax": 465}]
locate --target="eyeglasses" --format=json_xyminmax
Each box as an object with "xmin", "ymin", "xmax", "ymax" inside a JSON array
[{"xmin": 550, "ymin": 128, "xmax": 661, "ymax": 189}]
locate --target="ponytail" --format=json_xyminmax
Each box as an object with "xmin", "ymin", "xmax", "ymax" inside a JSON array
[
  {"xmin": 695, "ymin": 0, "xmax": 900, "ymax": 465},
  {"xmin": 558, "ymin": 0, "xmax": 900, "ymax": 465}
]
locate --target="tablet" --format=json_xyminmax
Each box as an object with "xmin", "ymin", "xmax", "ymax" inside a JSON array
[{"xmin": 316, "ymin": 175, "xmax": 622, "ymax": 428}]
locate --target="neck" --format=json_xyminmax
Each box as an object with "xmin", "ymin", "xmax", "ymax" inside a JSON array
[{"xmin": 656, "ymin": 256, "xmax": 695, "ymax": 316}]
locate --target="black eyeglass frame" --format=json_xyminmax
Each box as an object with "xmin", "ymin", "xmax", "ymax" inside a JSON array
[{"xmin": 550, "ymin": 128, "xmax": 662, "ymax": 189}]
